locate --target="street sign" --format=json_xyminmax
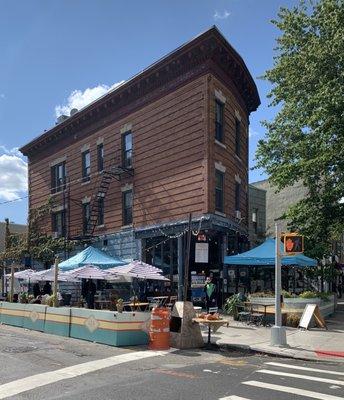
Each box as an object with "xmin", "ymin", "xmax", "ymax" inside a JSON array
[{"xmin": 283, "ymin": 233, "xmax": 304, "ymax": 254}]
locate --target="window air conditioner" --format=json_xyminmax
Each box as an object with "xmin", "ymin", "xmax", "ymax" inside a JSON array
[
  {"xmin": 235, "ymin": 210, "xmax": 241, "ymax": 219},
  {"xmin": 52, "ymin": 232, "xmax": 59, "ymax": 239}
]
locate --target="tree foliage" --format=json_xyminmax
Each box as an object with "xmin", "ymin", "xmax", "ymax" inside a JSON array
[
  {"xmin": 256, "ymin": 0, "xmax": 344, "ymax": 258},
  {"xmin": 1, "ymin": 199, "xmax": 74, "ymax": 265}
]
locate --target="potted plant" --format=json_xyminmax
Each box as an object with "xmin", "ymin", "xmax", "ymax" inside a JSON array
[
  {"xmin": 116, "ymin": 298, "xmax": 124, "ymax": 313},
  {"xmin": 223, "ymin": 294, "xmax": 242, "ymax": 320}
]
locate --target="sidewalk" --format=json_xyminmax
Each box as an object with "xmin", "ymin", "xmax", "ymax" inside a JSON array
[{"xmin": 207, "ymin": 301, "xmax": 344, "ymax": 363}]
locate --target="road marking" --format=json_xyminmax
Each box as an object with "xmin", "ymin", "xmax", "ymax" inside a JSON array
[
  {"xmin": 0, "ymin": 350, "xmax": 171, "ymax": 399},
  {"xmin": 258, "ymin": 369, "xmax": 344, "ymax": 386},
  {"xmin": 243, "ymin": 380, "xmax": 344, "ymax": 400},
  {"xmin": 219, "ymin": 396, "xmax": 250, "ymax": 400},
  {"xmin": 265, "ymin": 362, "xmax": 344, "ymax": 376}
]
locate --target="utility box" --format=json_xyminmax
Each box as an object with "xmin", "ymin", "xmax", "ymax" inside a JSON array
[{"xmin": 170, "ymin": 301, "xmax": 204, "ymax": 349}]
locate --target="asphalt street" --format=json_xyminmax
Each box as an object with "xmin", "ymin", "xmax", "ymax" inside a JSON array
[{"xmin": 0, "ymin": 324, "xmax": 344, "ymax": 400}]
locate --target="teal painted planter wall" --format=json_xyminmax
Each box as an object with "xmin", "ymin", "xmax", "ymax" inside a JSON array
[
  {"xmin": 44, "ymin": 307, "xmax": 71, "ymax": 337},
  {"xmin": 0, "ymin": 302, "xmax": 26, "ymax": 328},
  {"xmin": 0, "ymin": 302, "xmax": 150, "ymax": 347},
  {"xmin": 23, "ymin": 304, "xmax": 47, "ymax": 332}
]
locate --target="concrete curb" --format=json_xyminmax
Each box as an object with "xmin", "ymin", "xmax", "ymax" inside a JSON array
[{"xmin": 215, "ymin": 341, "xmax": 344, "ymax": 364}]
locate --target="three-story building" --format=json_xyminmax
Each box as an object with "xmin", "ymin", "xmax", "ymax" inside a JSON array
[{"xmin": 20, "ymin": 27, "xmax": 260, "ymax": 295}]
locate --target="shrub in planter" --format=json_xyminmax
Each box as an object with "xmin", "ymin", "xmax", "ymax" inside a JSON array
[
  {"xmin": 250, "ymin": 291, "xmax": 274, "ymax": 298},
  {"xmin": 286, "ymin": 313, "xmax": 300, "ymax": 327},
  {"xmin": 223, "ymin": 294, "xmax": 242, "ymax": 320},
  {"xmin": 299, "ymin": 291, "xmax": 318, "ymax": 299}
]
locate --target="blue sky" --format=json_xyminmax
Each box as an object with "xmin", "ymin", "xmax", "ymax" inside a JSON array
[{"xmin": 0, "ymin": 0, "xmax": 299, "ymax": 224}]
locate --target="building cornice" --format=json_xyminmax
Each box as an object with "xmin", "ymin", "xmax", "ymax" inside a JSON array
[{"xmin": 20, "ymin": 26, "xmax": 260, "ymax": 157}]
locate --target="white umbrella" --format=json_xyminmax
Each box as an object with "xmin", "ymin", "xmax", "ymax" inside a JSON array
[
  {"xmin": 106, "ymin": 261, "xmax": 169, "ymax": 281},
  {"xmin": 30, "ymin": 268, "xmax": 79, "ymax": 282},
  {"xmin": 6, "ymin": 269, "xmax": 35, "ymax": 280},
  {"xmin": 65, "ymin": 265, "xmax": 116, "ymax": 280}
]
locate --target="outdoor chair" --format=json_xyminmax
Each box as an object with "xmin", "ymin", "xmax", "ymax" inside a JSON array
[
  {"xmin": 248, "ymin": 304, "xmax": 264, "ymax": 326},
  {"xmin": 236, "ymin": 303, "xmax": 251, "ymax": 324}
]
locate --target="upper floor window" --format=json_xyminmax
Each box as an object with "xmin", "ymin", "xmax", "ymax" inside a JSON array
[
  {"xmin": 215, "ymin": 170, "xmax": 224, "ymax": 213},
  {"xmin": 122, "ymin": 131, "xmax": 132, "ymax": 168},
  {"xmin": 82, "ymin": 150, "xmax": 91, "ymax": 182},
  {"xmin": 97, "ymin": 196, "xmax": 104, "ymax": 226},
  {"xmin": 215, "ymin": 100, "xmax": 224, "ymax": 143},
  {"xmin": 235, "ymin": 118, "xmax": 241, "ymax": 156},
  {"xmin": 51, "ymin": 162, "xmax": 66, "ymax": 194},
  {"xmin": 82, "ymin": 202, "xmax": 91, "ymax": 234},
  {"xmin": 97, "ymin": 143, "xmax": 104, "ymax": 172},
  {"xmin": 122, "ymin": 189, "xmax": 133, "ymax": 225},
  {"xmin": 235, "ymin": 182, "xmax": 241, "ymax": 211},
  {"xmin": 52, "ymin": 210, "xmax": 65, "ymax": 237}
]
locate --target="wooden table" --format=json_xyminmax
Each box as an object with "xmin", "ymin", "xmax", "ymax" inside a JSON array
[
  {"xmin": 245, "ymin": 302, "xmax": 275, "ymax": 326},
  {"xmin": 192, "ymin": 318, "xmax": 229, "ymax": 348},
  {"xmin": 94, "ymin": 300, "xmax": 111, "ymax": 310}
]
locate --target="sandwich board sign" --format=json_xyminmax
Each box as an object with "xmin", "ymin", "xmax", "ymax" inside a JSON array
[{"xmin": 298, "ymin": 304, "xmax": 327, "ymax": 330}]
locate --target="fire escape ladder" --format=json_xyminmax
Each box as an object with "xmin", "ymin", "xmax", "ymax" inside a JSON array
[{"xmin": 87, "ymin": 171, "xmax": 113, "ymax": 235}]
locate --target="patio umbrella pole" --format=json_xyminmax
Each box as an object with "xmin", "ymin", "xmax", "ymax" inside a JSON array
[
  {"xmin": 10, "ymin": 263, "xmax": 14, "ymax": 303},
  {"xmin": 53, "ymin": 256, "xmax": 59, "ymax": 307}
]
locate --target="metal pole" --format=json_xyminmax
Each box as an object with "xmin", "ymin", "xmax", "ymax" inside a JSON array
[
  {"xmin": 53, "ymin": 256, "xmax": 59, "ymax": 307},
  {"xmin": 177, "ymin": 236, "xmax": 183, "ymax": 301},
  {"xmin": 10, "ymin": 264, "xmax": 14, "ymax": 302},
  {"xmin": 271, "ymin": 223, "xmax": 287, "ymax": 346},
  {"xmin": 275, "ymin": 224, "xmax": 282, "ymax": 327},
  {"xmin": 183, "ymin": 213, "xmax": 192, "ymax": 301}
]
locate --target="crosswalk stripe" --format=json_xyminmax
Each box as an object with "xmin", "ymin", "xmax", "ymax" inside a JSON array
[
  {"xmin": 243, "ymin": 380, "xmax": 344, "ymax": 400},
  {"xmin": 265, "ymin": 362, "xmax": 344, "ymax": 376},
  {"xmin": 0, "ymin": 350, "xmax": 171, "ymax": 399},
  {"xmin": 258, "ymin": 369, "xmax": 344, "ymax": 386},
  {"xmin": 219, "ymin": 396, "xmax": 250, "ymax": 400}
]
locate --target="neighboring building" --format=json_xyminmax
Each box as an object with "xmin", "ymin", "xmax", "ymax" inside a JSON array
[
  {"xmin": 0, "ymin": 221, "xmax": 27, "ymax": 252},
  {"xmin": 20, "ymin": 27, "xmax": 260, "ymax": 291},
  {"xmin": 248, "ymin": 184, "xmax": 266, "ymax": 247},
  {"xmin": 251, "ymin": 179, "xmax": 308, "ymax": 236}
]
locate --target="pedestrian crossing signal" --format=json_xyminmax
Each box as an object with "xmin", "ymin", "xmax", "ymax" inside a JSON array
[{"xmin": 284, "ymin": 233, "xmax": 304, "ymax": 254}]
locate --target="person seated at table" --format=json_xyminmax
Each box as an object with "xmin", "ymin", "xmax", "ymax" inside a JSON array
[
  {"xmin": 82, "ymin": 279, "xmax": 96, "ymax": 309},
  {"xmin": 33, "ymin": 282, "xmax": 41, "ymax": 298},
  {"xmin": 43, "ymin": 281, "xmax": 52, "ymax": 295}
]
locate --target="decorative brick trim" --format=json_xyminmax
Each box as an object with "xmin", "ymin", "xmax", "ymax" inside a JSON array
[
  {"xmin": 215, "ymin": 89, "xmax": 226, "ymax": 104},
  {"xmin": 215, "ymin": 161, "xmax": 226, "ymax": 173},
  {"xmin": 49, "ymin": 156, "xmax": 66, "ymax": 167},
  {"xmin": 120, "ymin": 123, "xmax": 132, "ymax": 134}
]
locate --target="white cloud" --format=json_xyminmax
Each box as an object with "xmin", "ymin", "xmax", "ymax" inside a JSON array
[
  {"xmin": 55, "ymin": 81, "xmax": 125, "ymax": 117},
  {"xmin": 0, "ymin": 147, "xmax": 28, "ymax": 201},
  {"xmin": 214, "ymin": 10, "xmax": 231, "ymax": 20},
  {"xmin": 249, "ymin": 128, "xmax": 260, "ymax": 138}
]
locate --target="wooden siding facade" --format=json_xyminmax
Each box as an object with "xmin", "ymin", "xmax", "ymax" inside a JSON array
[{"xmin": 21, "ymin": 27, "xmax": 260, "ymax": 256}]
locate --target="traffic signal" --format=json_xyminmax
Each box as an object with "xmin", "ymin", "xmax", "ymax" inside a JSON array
[{"xmin": 284, "ymin": 233, "xmax": 304, "ymax": 254}]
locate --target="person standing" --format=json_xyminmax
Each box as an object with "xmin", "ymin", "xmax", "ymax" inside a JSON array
[
  {"xmin": 43, "ymin": 281, "xmax": 52, "ymax": 295},
  {"xmin": 85, "ymin": 279, "xmax": 96, "ymax": 309},
  {"xmin": 204, "ymin": 277, "xmax": 217, "ymax": 312},
  {"xmin": 33, "ymin": 282, "xmax": 41, "ymax": 298}
]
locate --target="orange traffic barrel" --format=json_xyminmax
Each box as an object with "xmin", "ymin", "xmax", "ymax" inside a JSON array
[{"xmin": 148, "ymin": 307, "xmax": 171, "ymax": 350}]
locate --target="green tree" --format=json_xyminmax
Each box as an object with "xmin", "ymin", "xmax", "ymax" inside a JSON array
[
  {"xmin": 0, "ymin": 200, "xmax": 74, "ymax": 265},
  {"xmin": 256, "ymin": 0, "xmax": 344, "ymax": 258}
]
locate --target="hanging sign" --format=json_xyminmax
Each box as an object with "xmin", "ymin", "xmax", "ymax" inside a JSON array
[{"xmin": 195, "ymin": 242, "xmax": 209, "ymax": 263}]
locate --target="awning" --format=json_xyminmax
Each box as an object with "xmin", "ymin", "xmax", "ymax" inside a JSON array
[
  {"xmin": 59, "ymin": 246, "xmax": 126, "ymax": 271},
  {"xmin": 224, "ymin": 238, "xmax": 317, "ymax": 267}
]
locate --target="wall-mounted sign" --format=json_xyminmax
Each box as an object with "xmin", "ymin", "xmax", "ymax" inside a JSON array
[{"xmin": 195, "ymin": 242, "xmax": 209, "ymax": 263}]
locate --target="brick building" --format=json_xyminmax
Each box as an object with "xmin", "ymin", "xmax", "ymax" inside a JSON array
[{"xmin": 20, "ymin": 27, "xmax": 260, "ymax": 294}]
